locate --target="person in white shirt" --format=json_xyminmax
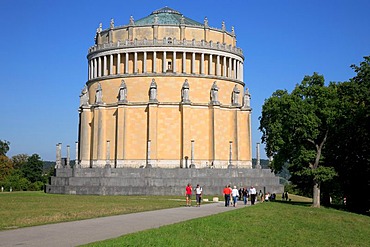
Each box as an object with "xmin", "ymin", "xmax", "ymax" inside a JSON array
[
  {"xmin": 231, "ymin": 186, "xmax": 240, "ymax": 207},
  {"xmin": 250, "ymin": 186, "xmax": 257, "ymax": 205},
  {"xmin": 195, "ymin": 184, "xmax": 203, "ymax": 207}
]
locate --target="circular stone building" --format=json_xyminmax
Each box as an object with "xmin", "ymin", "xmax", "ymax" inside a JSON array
[{"xmin": 78, "ymin": 7, "xmax": 252, "ymax": 169}]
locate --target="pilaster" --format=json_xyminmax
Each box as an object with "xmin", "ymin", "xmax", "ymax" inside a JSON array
[
  {"xmin": 116, "ymin": 105, "xmax": 126, "ymax": 164},
  {"xmin": 147, "ymin": 103, "xmax": 158, "ymax": 164},
  {"xmin": 79, "ymin": 106, "xmax": 91, "ymax": 167},
  {"xmin": 181, "ymin": 104, "xmax": 192, "ymax": 167}
]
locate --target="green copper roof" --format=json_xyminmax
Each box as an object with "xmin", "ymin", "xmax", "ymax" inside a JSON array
[{"xmin": 135, "ymin": 7, "xmax": 204, "ymax": 26}]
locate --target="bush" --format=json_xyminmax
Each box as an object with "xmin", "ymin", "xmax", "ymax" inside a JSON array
[{"xmin": 29, "ymin": 181, "xmax": 44, "ymax": 191}]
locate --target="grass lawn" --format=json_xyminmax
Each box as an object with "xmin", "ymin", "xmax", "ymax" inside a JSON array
[
  {"xmin": 83, "ymin": 199, "xmax": 370, "ymax": 247},
  {"xmin": 1, "ymin": 192, "xmax": 369, "ymax": 247},
  {"xmin": 0, "ymin": 191, "xmax": 205, "ymax": 230}
]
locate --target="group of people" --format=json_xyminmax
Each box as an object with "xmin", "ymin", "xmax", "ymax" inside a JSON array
[
  {"xmin": 185, "ymin": 183, "xmax": 281, "ymax": 207},
  {"xmin": 223, "ymin": 185, "xmax": 259, "ymax": 207},
  {"xmin": 185, "ymin": 183, "xmax": 203, "ymax": 207}
]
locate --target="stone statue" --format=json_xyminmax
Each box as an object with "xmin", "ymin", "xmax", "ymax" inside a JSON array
[
  {"xmin": 97, "ymin": 23, "xmax": 102, "ymax": 33},
  {"xmin": 222, "ymin": 21, "xmax": 226, "ymax": 31},
  {"xmin": 95, "ymin": 82, "xmax": 103, "ymax": 104},
  {"xmin": 129, "ymin": 15, "xmax": 135, "ymax": 25},
  {"xmin": 80, "ymin": 85, "xmax": 89, "ymax": 107},
  {"xmin": 154, "ymin": 14, "xmax": 159, "ymax": 24},
  {"xmin": 210, "ymin": 81, "xmax": 220, "ymax": 105},
  {"xmin": 204, "ymin": 17, "xmax": 209, "ymax": 27},
  {"xmin": 110, "ymin": 18, "xmax": 114, "ymax": 29},
  {"xmin": 149, "ymin": 79, "xmax": 158, "ymax": 102},
  {"xmin": 242, "ymin": 87, "xmax": 251, "ymax": 109},
  {"xmin": 231, "ymin": 26, "xmax": 235, "ymax": 35},
  {"xmin": 180, "ymin": 15, "xmax": 185, "ymax": 25},
  {"xmin": 118, "ymin": 80, "xmax": 128, "ymax": 103},
  {"xmin": 181, "ymin": 79, "xmax": 190, "ymax": 103},
  {"xmin": 232, "ymin": 84, "xmax": 240, "ymax": 106}
]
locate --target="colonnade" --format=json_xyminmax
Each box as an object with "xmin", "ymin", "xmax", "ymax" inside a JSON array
[{"xmin": 88, "ymin": 48, "xmax": 244, "ymax": 82}]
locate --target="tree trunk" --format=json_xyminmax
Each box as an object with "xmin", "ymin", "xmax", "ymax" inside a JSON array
[{"xmin": 312, "ymin": 181, "xmax": 320, "ymax": 208}]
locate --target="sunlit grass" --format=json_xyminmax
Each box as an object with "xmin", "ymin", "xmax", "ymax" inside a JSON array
[
  {"xmin": 0, "ymin": 191, "xmax": 198, "ymax": 230},
  {"xmin": 84, "ymin": 201, "xmax": 370, "ymax": 247}
]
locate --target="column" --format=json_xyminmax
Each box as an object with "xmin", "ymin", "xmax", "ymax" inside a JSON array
[
  {"xmin": 117, "ymin": 53, "xmax": 121, "ymax": 74},
  {"xmin": 173, "ymin": 51, "xmax": 176, "ymax": 73},
  {"xmin": 66, "ymin": 145, "xmax": 70, "ymax": 168},
  {"xmin": 94, "ymin": 58, "xmax": 97, "ymax": 78},
  {"xmin": 216, "ymin": 55, "xmax": 220, "ymax": 76},
  {"xmin": 223, "ymin": 56, "xmax": 226, "ymax": 77},
  {"xmin": 89, "ymin": 60, "xmax": 92, "ymax": 80},
  {"xmin": 134, "ymin": 52, "xmax": 137, "ymax": 73},
  {"xmin": 143, "ymin": 51, "xmax": 147, "ymax": 73},
  {"xmin": 233, "ymin": 59, "xmax": 236, "ymax": 79},
  {"xmin": 229, "ymin": 57, "xmax": 232, "ymax": 78},
  {"xmin": 98, "ymin": 57, "xmax": 102, "ymax": 77},
  {"xmin": 75, "ymin": 141, "xmax": 79, "ymax": 166},
  {"xmin": 125, "ymin": 52, "xmax": 129, "ymax": 74},
  {"xmin": 200, "ymin": 53, "xmax": 204, "ymax": 75},
  {"xmin": 162, "ymin": 51, "xmax": 167, "ymax": 73},
  {"xmin": 209, "ymin": 54, "xmax": 213, "ymax": 75},
  {"xmin": 182, "ymin": 51, "xmax": 186, "ymax": 73},
  {"xmin": 110, "ymin": 54, "xmax": 113, "ymax": 75},
  {"xmin": 240, "ymin": 62, "xmax": 244, "ymax": 81},
  {"xmin": 153, "ymin": 51, "xmax": 157, "ymax": 73},
  {"xmin": 103, "ymin": 55, "xmax": 107, "ymax": 76},
  {"xmin": 191, "ymin": 52, "xmax": 195, "ymax": 74},
  {"xmin": 56, "ymin": 143, "xmax": 62, "ymax": 168},
  {"xmin": 256, "ymin": 142, "xmax": 261, "ymax": 169}
]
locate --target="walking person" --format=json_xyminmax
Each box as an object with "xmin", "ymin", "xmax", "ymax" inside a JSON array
[
  {"xmin": 195, "ymin": 184, "xmax": 202, "ymax": 207},
  {"xmin": 285, "ymin": 191, "xmax": 289, "ymax": 201},
  {"xmin": 250, "ymin": 186, "xmax": 257, "ymax": 205},
  {"xmin": 223, "ymin": 185, "xmax": 231, "ymax": 207},
  {"xmin": 242, "ymin": 187, "xmax": 249, "ymax": 205},
  {"xmin": 231, "ymin": 186, "xmax": 239, "ymax": 207},
  {"xmin": 185, "ymin": 183, "xmax": 192, "ymax": 207}
]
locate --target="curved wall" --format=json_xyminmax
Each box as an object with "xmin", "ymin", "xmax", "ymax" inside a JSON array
[{"xmin": 78, "ymin": 11, "xmax": 252, "ymax": 169}]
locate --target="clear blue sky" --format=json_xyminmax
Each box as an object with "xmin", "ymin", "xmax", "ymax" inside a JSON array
[{"xmin": 1, "ymin": 0, "xmax": 369, "ymax": 161}]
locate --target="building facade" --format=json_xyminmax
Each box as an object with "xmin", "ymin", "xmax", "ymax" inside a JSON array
[{"xmin": 78, "ymin": 7, "xmax": 252, "ymax": 169}]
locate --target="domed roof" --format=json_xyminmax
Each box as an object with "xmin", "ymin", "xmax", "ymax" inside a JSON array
[{"xmin": 135, "ymin": 7, "xmax": 203, "ymax": 26}]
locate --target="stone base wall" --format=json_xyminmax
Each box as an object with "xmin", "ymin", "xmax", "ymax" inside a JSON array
[{"xmin": 46, "ymin": 167, "xmax": 283, "ymax": 196}]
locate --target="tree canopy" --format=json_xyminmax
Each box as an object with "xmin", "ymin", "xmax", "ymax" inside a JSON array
[
  {"xmin": 259, "ymin": 73, "xmax": 338, "ymax": 207},
  {"xmin": 259, "ymin": 56, "xmax": 370, "ymax": 212}
]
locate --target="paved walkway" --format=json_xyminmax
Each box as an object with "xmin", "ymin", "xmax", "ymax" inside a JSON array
[{"xmin": 0, "ymin": 201, "xmax": 252, "ymax": 247}]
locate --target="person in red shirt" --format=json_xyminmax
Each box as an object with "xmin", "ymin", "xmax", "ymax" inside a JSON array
[
  {"xmin": 223, "ymin": 185, "xmax": 231, "ymax": 207},
  {"xmin": 185, "ymin": 183, "xmax": 192, "ymax": 207}
]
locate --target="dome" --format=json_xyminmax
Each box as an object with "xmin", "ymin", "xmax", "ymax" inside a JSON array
[{"xmin": 135, "ymin": 6, "xmax": 203, "ymax": 26}]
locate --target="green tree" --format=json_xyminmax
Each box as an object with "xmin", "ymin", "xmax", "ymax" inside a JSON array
[
  {"xmin": 21, "ymin": 154, "xmax": 43, "ymax": 183},
  {"xmin": 11, "ymin": 154, "xmax": 29, "ymax": 169},
  {"xmin": 0, "ymin": 140, "xmax": 10, "ymax": 156},
  {"xmin": 259, "ymin": 73, "xmax": 337, "ymax": 207},
  {"xmin": 0, "ymin": 155, "xmax": 13, "ymax": 182},
  {"xmin": 325, "ymin": 56, "xmax": 370, "ymax": 212}
]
